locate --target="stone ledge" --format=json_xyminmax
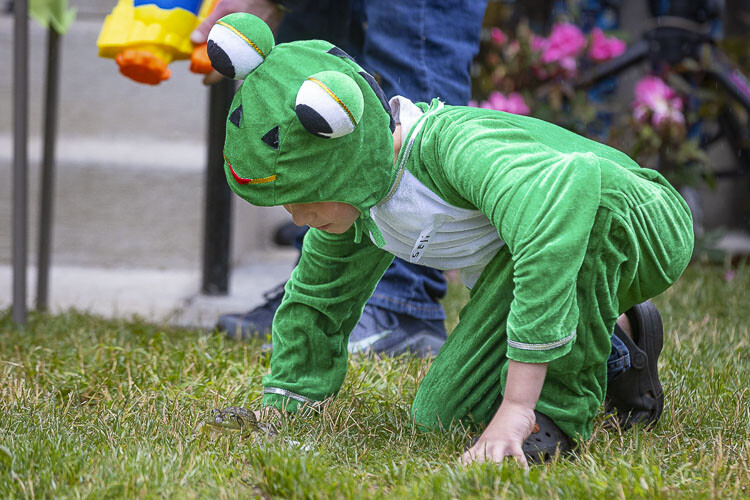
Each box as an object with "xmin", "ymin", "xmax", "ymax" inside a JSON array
[{"xmin": 0, "ymin": 249, "xmax": 297, "ymax": 328}]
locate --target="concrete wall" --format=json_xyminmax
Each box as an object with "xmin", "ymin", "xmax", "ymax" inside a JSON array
[{"xmin": 0, "ymin": 5, "xmax": 291, "ymax": 270}]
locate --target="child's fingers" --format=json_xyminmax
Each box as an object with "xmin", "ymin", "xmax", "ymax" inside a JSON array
[
  {"xmin": 190, "ymin": 4, "xmax": 227, "ymax": 44},
  {"xmin": 191, "ymin": 0, "xmax": 284, "ymax": 45},
  {"xmin": 191, "ymin": 0, "xmax": 254, "ymax": 44},
  {"xmin": 508, "ymin": 444, "xmax": 529, "ymax": 469},
  {"xmin": 202, "ymin": 69, "xmax": 225, "ymax": 85},
  {"xmin": 461, "ymin": 443, "xmax": 484, "ymax": 465},
  {"xmin": 462, "ymin": 440, "xmax": 528, "ymax": 467},
  {"xmin": 462, "ymin": 438, "xmax": 495, "ymax": 465}
]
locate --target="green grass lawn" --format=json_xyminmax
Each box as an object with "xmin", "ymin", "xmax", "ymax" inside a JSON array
[{"xmin": 1, "ymin": 264, "xmax": 748, "ymax": 498}]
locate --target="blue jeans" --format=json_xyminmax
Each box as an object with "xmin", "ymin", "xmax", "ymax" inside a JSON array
[
  {"xmin": 278, "ymin": 0, "xmax": 488, "ymax": 321},
  {"xmin": 608, "ymin": 333, "xmax": 630, "ymax": 381}
]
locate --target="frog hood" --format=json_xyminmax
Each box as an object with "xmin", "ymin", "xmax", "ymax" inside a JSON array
[{"xmin": 207, "ymin": 13, "xmax": 397, "ymax": 245}]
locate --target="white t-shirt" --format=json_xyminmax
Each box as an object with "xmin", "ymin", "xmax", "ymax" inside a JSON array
[{"xmin": 369, "ymin": 97, "xmax": 505, "ymax": 288}]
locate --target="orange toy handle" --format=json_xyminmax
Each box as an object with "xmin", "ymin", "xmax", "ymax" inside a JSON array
[
  {"xmin": 190, "ymin": 0, "xmax": 219, "ymax": 74},
  {"xmin": 190, "ymin": 43, "xmax": 212, "ymax": 73},
  {"xmin": 117, "ymin": 47, "xmax": 172, "ymax": 85}
]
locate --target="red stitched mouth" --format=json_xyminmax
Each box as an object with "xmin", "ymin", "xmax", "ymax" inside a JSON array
[{"xmin": 224, "ymin": 153, "xmax": 252, "ymax": 185}]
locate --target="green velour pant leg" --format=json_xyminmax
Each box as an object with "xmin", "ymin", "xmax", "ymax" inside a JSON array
[
  {"xmin": 411, "ymin": 178, "xmax": 692, "ymax": 440},
  {"xmin": 615, "ymin": 183, "xmax": 695, "ymax": 313},
  {"xmin": 537, "ymin": 209, "xmax": 628, "ymax": 440},
  {"xmin": 411, "ymin": 247, "xmax": 515, "ymax": 432},
  {"xmin": 412, "ymin": 210, "xmax": 627, "ymax": 441}
]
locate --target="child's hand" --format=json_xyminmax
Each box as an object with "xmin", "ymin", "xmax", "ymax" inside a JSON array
[
  {"xmin": 191, "ymin": 0, "xmax": 285, "ymax": 45},
  {"xmin": 190, "ymin": 0, "xmax": 286, "ymax": 84},
  {"xmin": 461, "ymin": 401, "xmax": 536, "ymax": 468}
]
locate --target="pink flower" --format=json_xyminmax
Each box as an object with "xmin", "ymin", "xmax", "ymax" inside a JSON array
[
  {"xmin": 490, "ymin": 27, "xmax": 508, "ymax": 45},
  {"xmin": 558, "ymin": 56, "xmax": 578, "ymax": 74},
  {"xmin": 588, "ymin": 28, "xmax": 626, "ymax": 62},
  {"xmin": 541, "ymin": 23, "xmax": 586, "ymax": 64},
  {"xmin": 531, "ymin": 34, "xmax": 547, "ymax": 52},
  {"xmin": 504, "ymin": 92, "xmax": 531, "ymax": 115},
  {"xmin": 478, "ymin": 91, "xmax": 530, "ymax": 115},
  {"xmin": 633, "ymin": 76, "xmax": 685, "ymax": 127},
  {"xmin": 487, "ymin": 91, "xmax": 507, "ymax": 110}
]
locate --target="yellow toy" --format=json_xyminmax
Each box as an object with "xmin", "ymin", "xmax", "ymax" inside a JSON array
[{"xmin": 97, "ymin": 0, "xmax": 217, "ymax": 85}]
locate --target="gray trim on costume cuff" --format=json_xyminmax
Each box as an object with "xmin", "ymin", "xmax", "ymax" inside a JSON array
[
  {"xmin": 507, "ymin": 331, "xmax": 576, "ymax": 351},
  {"xmin": 263, "ymin": 387, "xmax": 315, "ymax": 404}
]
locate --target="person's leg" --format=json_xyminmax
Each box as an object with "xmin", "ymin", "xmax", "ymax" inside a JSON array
[
  {"xmin": 411, "ymin": 247, "xmax": 514, "ymax": 431},
  {"xmin": 411, "ymin": 247, "xmax": 578, "ymax": 463},
  {"xmin": 416, "ymin": 208, "xmax": 656, "ymax": 458},
  {"xmin": 219, "ymin": 0, "xmax": 489, "ymax": 355},
  {"xmin": 605, "ymin": 175, "xmax": 694, "ymax": 428},
  {"xmin": 217, "ymin": 0, "xmax": 357, "ymax": 340},
  {"xmin": 355, "ymin": 0, "xmax": 487, "ymax": 106},
  {"xmin": 343, "ymin": 0, "xmax": 488, "ymax": 355},
  {"xmin": 606, "ymin": 300, "xmax": 665, "ymax": 428}
]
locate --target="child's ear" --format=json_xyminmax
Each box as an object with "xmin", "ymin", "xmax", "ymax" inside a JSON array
[
  {"xmin": 295, "ymin": 71, "xmax": 364, "ymax": 139},
  {"xmin": 207, "ymin": 13, "xmax": 275, "ymax": 80}
]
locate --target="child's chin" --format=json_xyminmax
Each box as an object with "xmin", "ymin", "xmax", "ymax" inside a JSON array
[{"xmin": 326, "ymin": 224, "xmax": 353, "ymax": 234}]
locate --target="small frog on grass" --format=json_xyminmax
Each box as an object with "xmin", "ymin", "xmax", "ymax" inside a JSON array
[{"xmin": 196, "ymin": 406, "xmax": 278, "ymax": 439}]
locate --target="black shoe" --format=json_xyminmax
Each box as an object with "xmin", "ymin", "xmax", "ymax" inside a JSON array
[
  {"xmin": 522, "ymin": 411, "xmax": 574, "ymax": 464},
  {"xmin": 216, "ymin": 282, "xmax": 285, "ymax": 340},
  {"xmin": 273, "ymin": 221, "xmax": 302, "ymax": 247},
  {"xmin": 347, "ymin": 304, "xmax": 447, "ymax": 358},
  {"xmin": 605, "ymin": 300, "xmax": 664, "ymax": 429},
  {"xmin": 465, "ymin": 410, "xmax": 574, "ymax": 464}
]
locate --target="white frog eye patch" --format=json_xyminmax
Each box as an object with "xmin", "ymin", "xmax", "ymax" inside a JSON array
[
  {"xmin": 295, "ymin": 71, "xmax": 364, "ymax": 139},
  {"xmin": 207, "ymin": 13, "xmax": 275, "ymax": 80}
]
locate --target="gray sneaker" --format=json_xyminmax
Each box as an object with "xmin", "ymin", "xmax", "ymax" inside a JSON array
[
  {"xmin": 347, "ymin": 304, "xmax": 447, "ymax": 357},
  {"xmin": 216, "ymin": 282, "xmax": 285, "ymax": 340}
]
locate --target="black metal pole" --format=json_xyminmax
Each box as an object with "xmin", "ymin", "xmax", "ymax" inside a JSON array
[
  {"xmin": 36, "ymin": 28, "xmax": 61, "ymax": 310},
  {"xmin": 201, "ymin": 78, "xmax": 234, "ymax": 295},
  {"xmin": 12, "ymin": 0, "xmax": 29, "ymax": 325}
]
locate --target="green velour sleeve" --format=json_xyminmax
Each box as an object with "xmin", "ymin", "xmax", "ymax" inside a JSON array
[
  {"xmin": 262, "ymin": 226, "xmax": 394, "ymax": 413},
  {"xmin": 431, "ymin": 115, "xmax": 602, "ymax": 364}
]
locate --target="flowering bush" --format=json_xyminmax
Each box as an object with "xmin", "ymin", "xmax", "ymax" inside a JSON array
[
  {"xmin": 471, "ymin": 18, "xmax": 709, "ymax": 187},
  {"xmin": 471, "ymin": 20, "xmax": 625, "ymax": 125},
  {"xmin": 628, "ymin": 75, "xmax": 707, "ymax": 186}
]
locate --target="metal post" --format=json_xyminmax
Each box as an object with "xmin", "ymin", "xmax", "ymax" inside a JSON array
[
  {"xmin": 36, "ymin": 28, "xmax": 61, "ymax": 310},
  {"xmin": 201, "ymin": 78, "xmax": 234, "ymax": 295},
  {"xmin": 13, "ymin": 0, "xmax": 29, "ymax": 325}
]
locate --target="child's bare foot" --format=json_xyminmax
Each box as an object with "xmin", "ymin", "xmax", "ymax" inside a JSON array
[{"xmin": 615, "ymin": 313, "xmax": 632, "ymax": 340}]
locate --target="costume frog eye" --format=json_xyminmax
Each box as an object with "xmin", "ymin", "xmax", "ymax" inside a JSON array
[
  {"xmin": 295, "ymin": 71, "xmax": 364, "ymax": 139},
  {"xmin": 207, "ymin": 13, "xmax": 275, "ymax": 80}
]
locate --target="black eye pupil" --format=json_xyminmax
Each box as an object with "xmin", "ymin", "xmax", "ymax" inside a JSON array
[
  {"xmin": 261, "ymin": 126, "xmax": 280, "ymax": 150},
  {"xmin": 207, "ymin": 40, "xmax": 236, "ymax": 79}
]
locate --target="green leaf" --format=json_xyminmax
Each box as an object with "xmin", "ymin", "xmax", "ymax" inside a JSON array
[{"xmin": 29, "ymin": 0, "xmax": 77, "ymax": 34}]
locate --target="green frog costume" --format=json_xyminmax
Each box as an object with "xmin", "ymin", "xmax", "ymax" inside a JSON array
[{"xmin": 208, "ymin": 13, "xmax": 694, "ymax": 441}]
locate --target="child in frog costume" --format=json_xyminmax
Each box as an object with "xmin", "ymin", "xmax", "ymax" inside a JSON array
[{"xmin": 207, "ymin": 13, "xmax": 694, "ymax": 464}]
